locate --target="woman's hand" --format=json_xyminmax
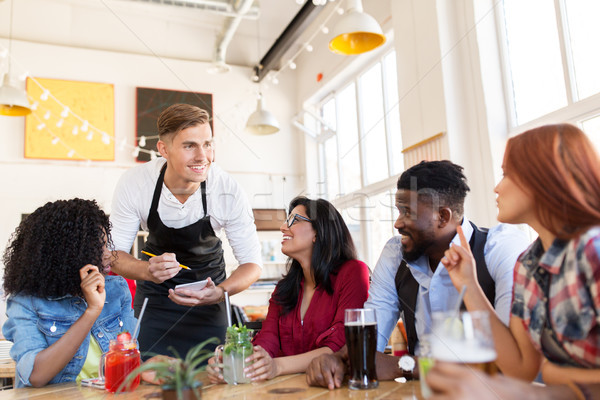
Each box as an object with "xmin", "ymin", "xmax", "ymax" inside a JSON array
[
  {"xmin": 244, "ymin": 345, "xmax": 278, "ymax": 381},
  {"xmin": 79, "ymin": 265, "xmax": 105, "ymax": 315},
  {"xmin": 441, "ymin": 226, "xmax": 478, "ymax": 291},
  {"xmin": 168, "ymin": 277, "xmax": 222, "ymax": 307},
  {"xmin": 206, "ymin": 356, "xmax": 226, "ymax": 384}
]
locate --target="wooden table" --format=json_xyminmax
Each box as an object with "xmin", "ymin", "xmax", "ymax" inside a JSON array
[{"xmin": 0, "ymin": 373, "xmax": 424, "ymax": 399}]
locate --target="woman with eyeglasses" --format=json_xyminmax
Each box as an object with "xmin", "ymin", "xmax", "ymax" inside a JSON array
[{"xmin": 207, "ymin": 196, "xmax": 370, "ymax": 382}]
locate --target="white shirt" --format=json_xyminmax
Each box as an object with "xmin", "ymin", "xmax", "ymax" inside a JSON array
[
  {"xmin": 364, "ymin": 219, "xmax": 530, "ymax": 352},
  {"xmin": 110, "ymin": 158, "xmax": 262, "ymax": 268}
]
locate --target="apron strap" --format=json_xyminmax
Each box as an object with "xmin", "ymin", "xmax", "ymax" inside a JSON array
[
  {"xmin": 149, "ymin": 163, "xmax": 168, "ymax": 217},
  {"xmin": 201, "ymin": 180, "xmax": 207, "ymax": 218}
]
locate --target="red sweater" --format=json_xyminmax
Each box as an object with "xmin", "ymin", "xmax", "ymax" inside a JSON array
[{"xmin": 253, "ymin": 259, "xmax": 370, "ymax": 357}]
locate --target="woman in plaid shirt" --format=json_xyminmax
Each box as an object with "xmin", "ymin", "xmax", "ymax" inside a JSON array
[{"xmin": 441, "ymin": 123, "xmax": 600, "ymax": 385}]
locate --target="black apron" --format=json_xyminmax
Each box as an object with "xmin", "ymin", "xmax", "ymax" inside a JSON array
[{"xmin": 133, "ymin": 164, "xmax": 227, "ymax": 359}]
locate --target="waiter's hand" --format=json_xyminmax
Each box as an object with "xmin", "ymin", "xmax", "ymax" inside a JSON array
[
  {"xmin": 147, "ymin": 252, "xmax": 182, "ymax": 284},
  {"xmin": 168, "ymin": 277, "xmax": 223, "ymax": 307}
]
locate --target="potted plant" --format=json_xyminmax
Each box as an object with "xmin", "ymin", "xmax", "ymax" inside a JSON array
[{"xmin": 119, "ymin": 337, "xmax": 218, "ymax": 400}]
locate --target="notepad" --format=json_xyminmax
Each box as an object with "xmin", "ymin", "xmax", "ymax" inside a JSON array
[{"xmin": 174, "ymin": 279, "xmax": 208, "ymax": 293}]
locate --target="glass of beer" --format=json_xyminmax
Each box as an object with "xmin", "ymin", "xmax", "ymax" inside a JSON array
[
  {"xmin": 344, "ymin": 308, "xmax": 378, "ymax": 390},
  {"xmin": 430, "ymin": 311, "xmax": 497, "ymax": 375}
]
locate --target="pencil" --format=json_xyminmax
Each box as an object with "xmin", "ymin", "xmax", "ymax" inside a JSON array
[{"xmin": 141, "ymin": 251, "xmax": 191, "ymax": 270}]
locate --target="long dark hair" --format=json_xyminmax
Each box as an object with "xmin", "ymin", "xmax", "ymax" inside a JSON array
[
  {"xmin": 3, "ymin": 198, "xmax": 113, "ymax": 298},
  {"xmin": 274, "ymin": 196, "xmax": 357, "ymax": 314}
]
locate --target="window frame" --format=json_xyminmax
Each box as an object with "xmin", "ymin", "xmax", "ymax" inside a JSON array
[{"xmin": 495, "ymin": 0, "xmax": 600, "ymax": 134}]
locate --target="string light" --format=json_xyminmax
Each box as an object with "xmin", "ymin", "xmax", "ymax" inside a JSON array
[
  {"xmin": 305, "ymin": 44, "xmax": 313, "ymax": 52},
  {"xmin": 139, "ymin": 136, "xmax": 146, "ymax": 147},
  {"xmin": 0, "ymin": 42, "xmax": 163, "ymax": 164}
]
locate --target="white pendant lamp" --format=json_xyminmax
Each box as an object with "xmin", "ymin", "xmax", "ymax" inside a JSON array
[
  {"xmin": 246, "ymin": 95, "xmax": 280, "ymax": 135},
  {"xmin": 0, "ymin": 74, "xmax": 31, "ymax": 117},
  {"xmin": 329, "ymin": 0, "xmax": 386, "ymax": 55}
]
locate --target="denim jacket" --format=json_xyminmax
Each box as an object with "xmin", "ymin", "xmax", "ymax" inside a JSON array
[{"xmin": 2, "ymin": 275, "xmax": 137, "ymax": 387}]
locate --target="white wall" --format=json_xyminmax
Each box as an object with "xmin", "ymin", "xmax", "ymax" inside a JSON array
[{"xmin": 0, "ymin": 38, "xmax": 305, "ymax": 324}]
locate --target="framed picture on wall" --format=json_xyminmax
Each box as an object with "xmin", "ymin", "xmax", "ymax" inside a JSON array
[
  {"xmin": 135, "ymin": 87, "xmax": 213, "ymax": 162},
  {"xmin": 24, "ymin": 77, "xmax": 115, "ymax": 161}
]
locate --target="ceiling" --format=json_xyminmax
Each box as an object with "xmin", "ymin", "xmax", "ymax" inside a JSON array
[{"xmin": 0, "ymin": 0, "xmax": 316, "ymax": 70}]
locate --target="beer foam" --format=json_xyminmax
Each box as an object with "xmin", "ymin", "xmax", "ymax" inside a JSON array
[
  {"xmin": 345, "ymin": 321, "xmax": 377, "ymax": 327},
  {"xmin": 431, "ymin": 339, "xmax": 496, "ymax": 363}
]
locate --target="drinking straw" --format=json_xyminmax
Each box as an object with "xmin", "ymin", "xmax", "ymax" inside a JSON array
[
  {"xmin": 133, "ymin": 297, "xmax": 149, "ymax": 340},
  {"xmin": 222, "ymin": 291, "xmax": 237, "ymax": 383},
  {"xmin": 141, "ymin": 251, "xmax": 190, "ymax": 270},
  {"xmin": 452, "ymin": 285, "xmax": 466, "ymax": 316},
  {"xmin": 224, "ymin": 291, "xmax": 232, "ymax": 327}
]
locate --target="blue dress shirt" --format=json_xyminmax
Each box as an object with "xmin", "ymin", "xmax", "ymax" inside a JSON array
[{"xmin": 364, "ymin": 219, "xmax": 531, "ymax": 352}]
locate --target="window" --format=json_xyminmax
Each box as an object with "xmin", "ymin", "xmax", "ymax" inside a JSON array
[
  {"xmin": 337, "ymin": 83, "xmax": 361, "ymax": 193},
  {"xmin": 502, "ymin": 0, "xmax": 567, "ymax": 124},
  {"xmin": 563, "ymin": 0, "xmax": 600, "ymax": 100},
  {"xmin": 322, "ymin": 99, "xmax": 339, "ymax": 199},
  {"xmin": 309, "ymin": 48, "xmax": 402, "ymax": 266},
  {"xmin": 500, "ymin": 0, "xmax": 600, "ymax": 127},
  {"xmin": 364, "ymin": 190, "xmax": 397, "ymax": 265},
  {"xmin": 360, "ymin": 64, "xmax": 389, "ymax": 185},
  {"xmin": 581, "ymin": 115, "xmax": 600, "ymax": 152}
]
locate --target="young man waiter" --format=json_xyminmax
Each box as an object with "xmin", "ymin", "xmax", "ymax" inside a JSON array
[{"xmin": 109, "ymin": 103, "xmax": 262, "ymax": 357}]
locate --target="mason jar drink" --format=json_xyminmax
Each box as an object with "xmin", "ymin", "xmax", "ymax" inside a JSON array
[
  {"xmin": 431, "ymin": 311, "xmax": 497, "ymax": 375},
  {"xmin": 344, "ymin": 308, "xmax": 378, "ymax": 390},
  {"xmin": 99, "ymin": 338, "xmax": 141, "ymax": 392},
  {"xmin": 215, "ymin": 328, "xmax": 254, "ymax": 385}
]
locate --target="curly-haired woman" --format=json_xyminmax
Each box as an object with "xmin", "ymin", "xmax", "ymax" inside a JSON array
[{"xmin": 2, "ymin": 198, "xmax": 137, "ymax": 387}]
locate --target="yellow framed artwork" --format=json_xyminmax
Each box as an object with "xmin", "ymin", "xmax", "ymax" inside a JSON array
[{"xmin": 24, "ymin": 77, "xmax": 115, "ymax": 161}]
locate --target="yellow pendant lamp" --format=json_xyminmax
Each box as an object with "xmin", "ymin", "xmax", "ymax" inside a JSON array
[{"xmin": 329, "ymin": 0, "xmax": 386, "ymax": 55}]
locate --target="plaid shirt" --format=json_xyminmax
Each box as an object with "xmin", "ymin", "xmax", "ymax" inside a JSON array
[{"xmin": 511, "ymin": 227, "xmax": 600, "ymax": 367}]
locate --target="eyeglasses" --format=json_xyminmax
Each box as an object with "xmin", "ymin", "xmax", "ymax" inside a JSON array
[{"xmin": 286, "ymin": 213, "xmax": 311, "ymax": 228}]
